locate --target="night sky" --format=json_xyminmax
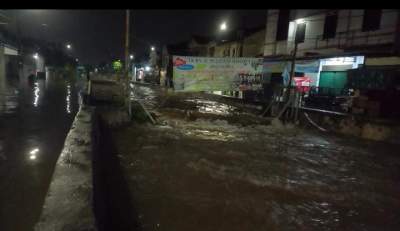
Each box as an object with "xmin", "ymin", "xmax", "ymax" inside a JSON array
[{"xmin": 12, "ymin": 10, "xmax": 267, "ymax": 65}]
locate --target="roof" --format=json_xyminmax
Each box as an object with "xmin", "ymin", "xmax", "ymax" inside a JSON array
[
  {"xmin": 165, "ymin": 41, "xmax": 191, "ymax": 56},
  {"xmin": 191, "ymin": 35, "xmax": 213, "ymax": 45},
  {"xmin": 215, "ymin": 25, "xmax": 266, "ymax": 45},
  {"xmin": 243, "ymin": 25, "xmax": 265, "ymax": 37}
]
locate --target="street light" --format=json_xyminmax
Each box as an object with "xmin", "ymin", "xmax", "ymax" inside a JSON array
[
  {"xmin": 130, "ymin": 54, "xmax": 134, "ymax": 60},
  {"xmin": 151, "ymin": 46, "xmax": 155, "ymax": 51},
  {"xmin": 75, "ymin": 58, "xmax": 79, "ymax": 62},
  {"xmin": 220, "ymin": 21, "xmax": 227, "ymax": 31},
  {"xmin": 33, "ymin": 53, "xmax": 39, "ymax": 60},
  {"xmin": 66, "ymin": 44, "xmax": 71, "ymax": 49}
]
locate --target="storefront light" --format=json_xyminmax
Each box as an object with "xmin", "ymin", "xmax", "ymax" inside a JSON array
[
  {"xmin": 324, "ymin": 57, "xmax": 356, "ymax": 66},
  {"xmin": 296, "ymin": 18, "xmax": 305, "ymax": 24}
]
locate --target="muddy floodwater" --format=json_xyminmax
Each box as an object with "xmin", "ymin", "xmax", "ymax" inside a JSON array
[
  {"xmin": 0, "ymin": 74, "xmax": 81, "ymax": 231},
  {"xmin": 110, "ymin": 84, "xmax": 400, "ymax": 231}
]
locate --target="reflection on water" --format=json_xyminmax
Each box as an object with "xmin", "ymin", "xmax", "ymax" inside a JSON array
[
  {"xmin": 33, "ymin": 82, "xmax": 40, "ymax": 107},
  {"xmin": 185, "ymin": 99, "xmax": 236, "ymax": 115},
  {"xmin": 29, "ymin": 148, "xmax": 39, "ymax": 160},
  {"xmin": 0, "ymin": 73, "xmax": 82, "ymax": 230},
  {"xmin": 66, "ymin": 84, "xmax": 71, "ymax": 113}
]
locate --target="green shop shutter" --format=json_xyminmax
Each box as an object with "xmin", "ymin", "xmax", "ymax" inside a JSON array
[{"xmin": 318, "ymin": 71, "xmax": 347, "ymax": 95}]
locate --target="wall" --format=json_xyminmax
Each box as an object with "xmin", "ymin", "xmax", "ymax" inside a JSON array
[
  {"xmin": 365, "ymin": 56, "xmax": 400, "ymax": 66},
  {"xmin": 302, "ymin": 110, "xmax": 400, "ymax": 144},
  {"xmin": 264, "ymin": 9, "xmax": 400, "ymax": 58},
  {"xmin": 0, "ymin": 45, "xmax": 5, "ymax": 84},
  {"xmin": 34, "ymin": 106, "xmax": 97, "ymax": 231},
  {"xmin": 243, "ymin": 29, "xmax": 266, "ymax": 57},
  {"xmin": 213, "ymin": 41, "xmax": 241, "ymax": 57},
  {"xmin": 188, "ymin": 40, "xmax": 209, "ymax": 56}
]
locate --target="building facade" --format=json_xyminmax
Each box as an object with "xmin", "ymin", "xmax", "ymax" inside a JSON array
[
  {"xmin": 263, "ymin": 9, "xmax": 400, "ymax": 117},
  {"xmin": 264, "ymin": 9, "xmax": 400, "ymax": 58},
  {"xmin": 242, "ymin": 27, "xmax": 266, "ymax": 57},
  {"xmin": 263, "ymin": 9, "xmax": 400, "ymax": 89},
  {"xmin": 207, "ymin": 26, "xmax": 266, "ymax": 58}
]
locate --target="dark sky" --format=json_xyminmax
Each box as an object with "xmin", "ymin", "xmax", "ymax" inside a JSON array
[{"xmin": 12, "ymin": 10, "xmax": 267, "ymax": 65}]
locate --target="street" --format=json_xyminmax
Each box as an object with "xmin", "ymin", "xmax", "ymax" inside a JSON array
[
  {"xmin": 0, "ymin": 74, "xmax": 81, "ymax": 230},
  {"xmin": 106, "ymin": 83, "xmax": 400, "ymax": 230},
  {"xmin": 2, "ymin": 9, "xmax": 400, "ymax": 231}
]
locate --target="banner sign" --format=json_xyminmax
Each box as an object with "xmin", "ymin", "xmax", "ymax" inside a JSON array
[
  {"xmin": 263, "ymin": 61, "xmax": 286, "ymax": 73},
  {"xmin": 173, "ymin": 56, "xmax": 264, "ymax": 91},
  {"xmin": 295, "ymin": 60, "xmax": 320, "ymax": 73},
  {"xmin": 281, "ymin": 60, "xmax": 320, "ymax": 86}
]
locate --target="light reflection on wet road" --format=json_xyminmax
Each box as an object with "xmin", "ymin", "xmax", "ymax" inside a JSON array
[{"xmin": 0, "ymin": 74, "xmax": 81, "ymax": 231}]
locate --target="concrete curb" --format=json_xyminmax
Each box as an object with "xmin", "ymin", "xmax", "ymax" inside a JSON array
[{"xmin": 34, "ymin": 105, "xmax": 97, "ymax": 231}]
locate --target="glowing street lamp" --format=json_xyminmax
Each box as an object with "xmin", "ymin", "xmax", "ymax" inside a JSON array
[
  {"xmin": 151, "ymin": 46, "xmax": 155, "ymax": 51},
  {"xmin": 220, "ymin": 21, "xmax": 227, "ymax": 31},
  {"xmin": 129, "ymin": 54, "xmax": 134, "ymax": 60},
  {"xmin": 66, "ymin": 44, "xmax": 71, "ymax": 49},
  {"xmin": 33, "ymin": 53, "xmax": 39, "ymax": 60}
]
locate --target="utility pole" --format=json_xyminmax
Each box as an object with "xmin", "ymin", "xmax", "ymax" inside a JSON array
[
  {"xmin": 238, "ymin": 15, "xmax": 246, "ymax": 57},
  {"xmin": 286, "ymin": 20, "xmax": 305, "ymax": 102},
  {"xmin": 124, "ymin": 9, "xmax": 131, "ymax": 117},
  {"xmin": 124, "ymin": 9, "xmax": 130, "ymax": 77},
  {"xmin": 286, "ymin": 41, "xmax": 298, "ymax": 100}
]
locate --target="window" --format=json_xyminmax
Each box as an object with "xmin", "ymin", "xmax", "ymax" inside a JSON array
[
  {"xmin": 362, "ymin": 9, "xmax": 382, "ymax": 32},
  {"xmin": 295, "ymin": 22, "xmax": 306, "ymax": 43},
  {"xmin": 276, "ymin": 10, "xmax": 290, "ymax": 41},
  {"xmin": 323, "ymin": 12, "xmax": 338, "ymax": 39}
]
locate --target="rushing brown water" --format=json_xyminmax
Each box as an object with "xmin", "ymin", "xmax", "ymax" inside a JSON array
[{"xmin": 109, "ymin": 84, "xmax": 400, "ymax": 231}]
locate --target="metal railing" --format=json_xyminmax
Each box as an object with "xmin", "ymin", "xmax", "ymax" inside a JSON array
[
  {"xmin": 308, "ymin": 86, "xmax": 349, "ymax": 97},
  {"xmin": 265, "ymin": 27, "xmax": 397, "ymax": 55}
]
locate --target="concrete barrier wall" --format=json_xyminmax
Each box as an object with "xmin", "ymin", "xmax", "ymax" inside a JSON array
[
  {"xmin": 34, "ymin": 105, "xmax": 97, "ymax": 231},
  {"xmin": 301, "ymin": 111, "xmax": 400, "ymax": 144}
]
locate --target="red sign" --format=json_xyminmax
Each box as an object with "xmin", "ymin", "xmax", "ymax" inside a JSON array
[
  {"xmin": 294, "ymin": 76, "xmax": 311, "ymax": 93},
  {"xmin": 173, "ymin": 57, "xmax": 186, "ymax": 66}
]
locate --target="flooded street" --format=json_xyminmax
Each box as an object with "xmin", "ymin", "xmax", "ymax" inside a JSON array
[
  {"xmin": 0, "ymin": 74, "xmax": 81, "ymax": 230},
  {"xmin": 110, "ymin": 84, "xmax": 400, "ymax": 231}
]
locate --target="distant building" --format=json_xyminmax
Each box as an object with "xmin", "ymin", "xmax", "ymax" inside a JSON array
[
  {"xmin": 188, "ymin": 35, "xmax": 213, "ymax": 56},
  {"xmin": 242, "ymin": 26, "xmax": 266, "ymax": 57},
  {"xmin": 207, "ymin": 26, "xmax": 266, "ymax": 58},
  {"xmin": 264, "ymin": 9, "xmax": 400, "ymax": 58}
]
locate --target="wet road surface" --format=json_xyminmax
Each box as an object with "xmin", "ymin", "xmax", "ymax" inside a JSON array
[
  {"xmin": 0, "ymin": 74, "xmax": 81, "ymax": 230},
  {"xmin": 109, "ymin": 84, "xmax": 400, "ymax": 231}
]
